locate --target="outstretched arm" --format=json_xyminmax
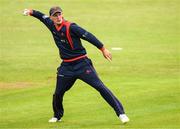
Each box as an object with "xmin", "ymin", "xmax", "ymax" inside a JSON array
[
  {"xmin": 70, "ymin": 24, "xmax": 112, "ymax": 61},
  {"xmin": 23, "ymin": 9, "xmax": 53, "ymax": 30}
]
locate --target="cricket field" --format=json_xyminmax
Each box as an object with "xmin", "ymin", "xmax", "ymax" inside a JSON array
[{"xmin": 0, "ymin": 0, "xmax": 179, "ymax": 129}]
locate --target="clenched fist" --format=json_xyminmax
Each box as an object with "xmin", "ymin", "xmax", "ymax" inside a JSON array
[{"xmin": 23, "ymin": 9, "xmax": 32, "ymax": 16}]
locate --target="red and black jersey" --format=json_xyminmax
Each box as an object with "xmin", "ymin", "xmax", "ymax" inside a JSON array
[{"xmin": 31, "ymin": 10, "xmax": 104, "ymax": 61}]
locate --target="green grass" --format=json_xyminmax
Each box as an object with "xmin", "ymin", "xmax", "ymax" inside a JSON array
[{"xmin": 0, "ymin": 0, "xmax": 180, "ymax": 128}]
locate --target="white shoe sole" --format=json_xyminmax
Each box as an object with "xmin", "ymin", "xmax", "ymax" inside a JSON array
[
  {"xmin": 119, "ymin": 114, "xmax": 130, "ymax": 124},
  {"xmin": 48, "ymin": 118, "xmax": 61, "ymax": 123}
]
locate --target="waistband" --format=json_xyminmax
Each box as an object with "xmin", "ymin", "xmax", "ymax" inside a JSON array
[{"xmin": 63, "ymin": 55, "xmax": 87, "ymax": 62}]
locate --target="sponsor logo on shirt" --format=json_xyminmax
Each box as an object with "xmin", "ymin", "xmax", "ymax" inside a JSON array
[
  {"xmin": 42, "ymin": 15, "xmax": 49, "ymax": 19},
  {"xmin": 85, "ymin": 69, "xmax": 92, "ymax": 74}
]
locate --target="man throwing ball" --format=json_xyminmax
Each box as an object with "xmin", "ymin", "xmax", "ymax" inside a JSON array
[{"xmin": 23, "ymin": 6, "xmax": 129, "ymax": 124}]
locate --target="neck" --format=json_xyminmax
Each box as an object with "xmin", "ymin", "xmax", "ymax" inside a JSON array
[
  {"xmin": 55, "ymin": 18, "xmax": 65, "ymax": 27},
  {"xmin": 54, "ymin": 20, "xmax": 65, "ymax": 31}
]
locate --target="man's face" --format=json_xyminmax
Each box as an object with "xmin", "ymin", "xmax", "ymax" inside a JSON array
[{"xmin": 50, "ymin": 12, "xmax": 63, "ymax": 25}]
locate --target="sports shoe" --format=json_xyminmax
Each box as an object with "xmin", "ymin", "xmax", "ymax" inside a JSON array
[
  {"xmin": 119, "ymin": 114, "xmax": 130, "ymax": 124},
  {"xmin": 48, "ymin": 117, "xmax": 61, "ymax": 123}
]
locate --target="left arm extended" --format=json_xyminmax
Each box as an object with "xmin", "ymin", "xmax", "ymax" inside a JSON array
[{"xmin": 71, "ymin": 24, "xmax": 112, "ymax": 61}]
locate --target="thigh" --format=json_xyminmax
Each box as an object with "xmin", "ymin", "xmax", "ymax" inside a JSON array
[
  {"xmin": 78, "ymin": 59, "xmax": 103, "ymax": 90},
  {"xmin": 55, "ymin": 76, "xmax": 76, "ymax": 95},
  {"xmin": 55, "ymin": 65, "xmax": 76, "ymax": 95}
]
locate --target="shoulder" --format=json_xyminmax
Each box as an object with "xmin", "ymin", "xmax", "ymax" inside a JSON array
[
  {"xmin": 70, "ymin": 23, "xmax": 78, "ymax": 28},
  {"xmin": 69, "ymin": 23, "xmax": 84, "ymax": 31},
  {"xmin": 42, "ymin": 15, "xmax": 53, "ymax": 22},
  {"xmin": 68, "ymin": 22, "xmax": 79, "ymax": 32},
  {"xmin": 65, "ymin": 21, "xmax": 86, "ymax": 34},
  {"xmin": 42, "ymin": 14, "xmax": 49, "ymax": 19}
]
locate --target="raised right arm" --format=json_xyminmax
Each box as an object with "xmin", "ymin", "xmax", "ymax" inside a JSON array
[{"xmin": 23, "ymin": 9, "xmax": 53, "ymax": 30}]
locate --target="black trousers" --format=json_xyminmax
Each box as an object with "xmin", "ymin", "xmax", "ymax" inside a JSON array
[{"xmin": 53, "ymin": 58, "xmax": 125, "ymax": 119}]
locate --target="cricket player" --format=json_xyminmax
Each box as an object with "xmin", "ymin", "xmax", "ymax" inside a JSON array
[{"xmin": 23, "ymin": 6, "xmax": 129, "ymax": 124}]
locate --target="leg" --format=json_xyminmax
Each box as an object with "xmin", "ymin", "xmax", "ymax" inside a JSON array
[
  {"xmin": 53, "ymin": 66, "xmax": 76, "ymax": 119},
  {"xmin": 78, "ymin": 59, "xmax": 125, "ymax": 116}
]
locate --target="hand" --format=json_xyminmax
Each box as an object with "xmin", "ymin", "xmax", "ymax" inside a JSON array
[
  {"xmin": 23, "ymin": 9, "xmax": 32, "ymax": 16},
  {"xmin": 101, "ymin": 47, "xmax": 112, "ymax": 61}
]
